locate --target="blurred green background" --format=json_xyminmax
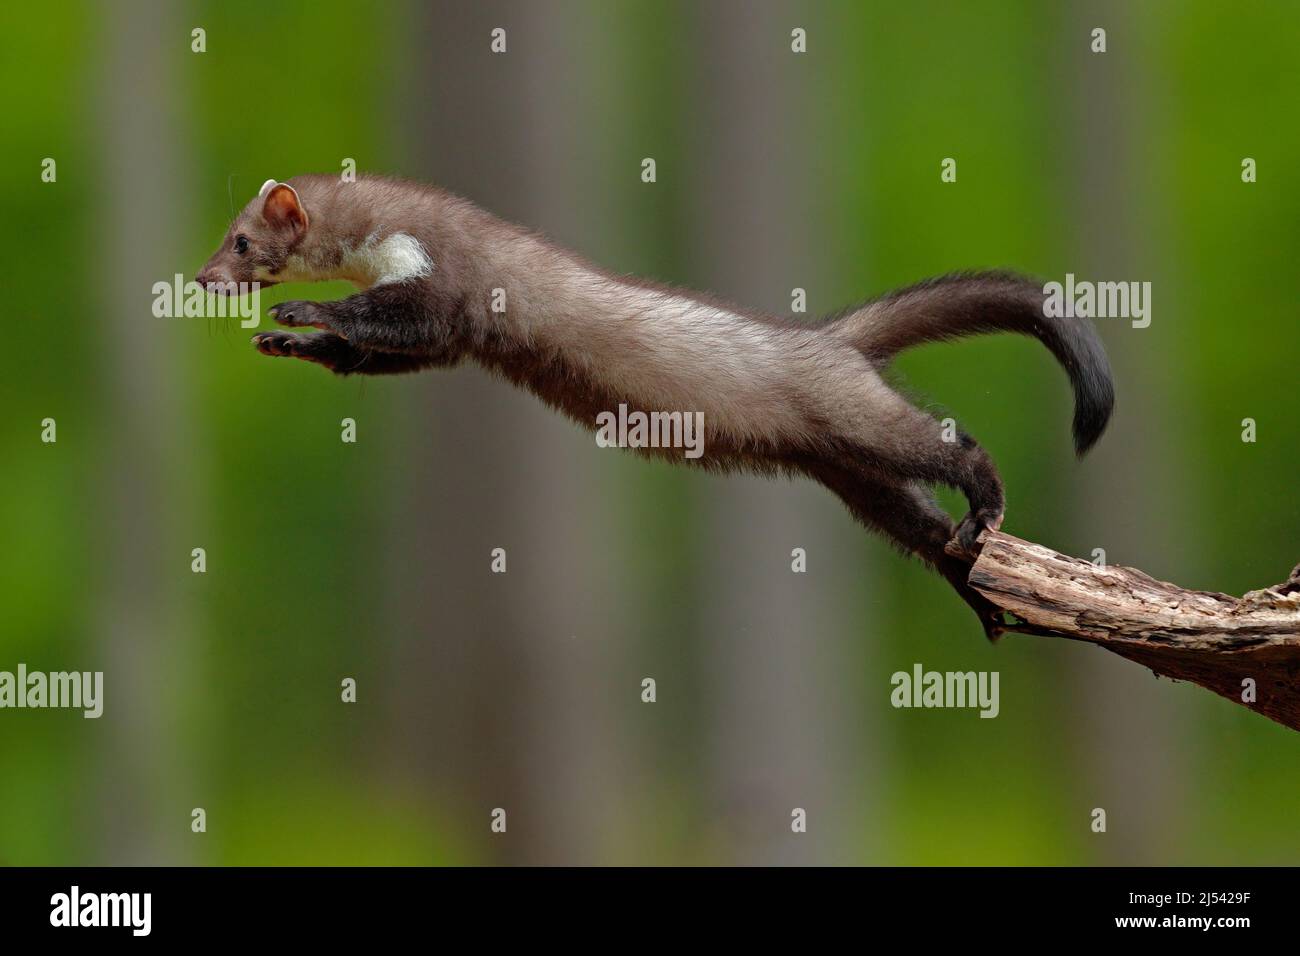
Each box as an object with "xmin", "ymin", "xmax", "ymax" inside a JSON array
[{"xmin": 0, "ymin": 0, "xmax": 1296, "ymax": 865}]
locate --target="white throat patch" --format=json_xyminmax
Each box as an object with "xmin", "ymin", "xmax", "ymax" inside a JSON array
[{"xmin": 347, "ymin": 232, "xmax": 434, "ymax": 287}]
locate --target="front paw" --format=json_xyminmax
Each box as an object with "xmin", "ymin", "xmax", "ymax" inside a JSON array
[
  {"xmin": 268, "ymin": 300, "xmax": 330, "ymax": 330},
  {"xmin": 252, "ymin": 330, "xmax": 306, "ymax": 357}
]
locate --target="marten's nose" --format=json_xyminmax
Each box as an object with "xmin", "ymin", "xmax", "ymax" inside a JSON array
[{"xmin": 194, "ymin": 270, "xmax": 210, "ymax": 288}]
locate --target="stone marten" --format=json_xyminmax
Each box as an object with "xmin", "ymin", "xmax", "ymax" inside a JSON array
[{"xmin": 196, "ymin": 174, "xmax": 1114, "ymax": 636}]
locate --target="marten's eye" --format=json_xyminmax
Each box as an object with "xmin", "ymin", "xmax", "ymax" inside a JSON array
[{"xmin": 233, "ymin": 235, "xmax": 250, "ymax": 254}]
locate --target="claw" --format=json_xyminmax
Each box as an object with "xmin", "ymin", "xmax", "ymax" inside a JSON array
[
  {"xmin": 252, "ymin": 331, "xmax": 301, "ymax": 357},
  {"xmin": 952, "ymin": 509, "xmax": 1004, "ymax": 556},
  {"xmin": 266, "ymin": 299, "xmax": 329, "ymax": 330}
]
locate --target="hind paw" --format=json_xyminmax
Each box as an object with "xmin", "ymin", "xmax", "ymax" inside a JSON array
[{"xmin": 952, "ymin": 509, "xmax": 1003, "ymax": 555}]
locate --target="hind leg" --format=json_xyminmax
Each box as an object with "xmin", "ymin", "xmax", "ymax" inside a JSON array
[
  {"xmin": 948, "ymin": 437, "xmax": 1005, "ymax": 555},
  {"xmin": 835, "ymin": 384, "xmax": 1005, "ymax": 555},
  {"xmin": 813, "ymin": 465, "xmax": 1005, "ymax": 639}
]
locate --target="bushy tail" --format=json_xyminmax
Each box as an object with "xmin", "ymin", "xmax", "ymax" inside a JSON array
[{"xmin": 832, "ymin": 270, "xmax": 1114, "ymax": 454}]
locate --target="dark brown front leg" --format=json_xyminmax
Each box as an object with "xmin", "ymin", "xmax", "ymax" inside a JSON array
[
  {"xmin": 251, "ymin": 331, "xmax": 435, "ymax": 376},
  {"xmin": 267, "ymin": 283, "xmax": 461, "ymax": 360}
]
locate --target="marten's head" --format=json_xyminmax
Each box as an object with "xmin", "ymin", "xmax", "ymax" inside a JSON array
[{"xmin": 195, "ymin": 179, "xmax": 309, "ymax": 293}]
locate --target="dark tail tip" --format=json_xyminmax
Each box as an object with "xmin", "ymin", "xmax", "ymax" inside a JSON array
[
  {"xmin": 994, "ymin": 272, "xmax": 1115, "ymax": 456},
  {"xmin": 1066, "ymin": 328, "xmax": 1115, "ymax": 456}
]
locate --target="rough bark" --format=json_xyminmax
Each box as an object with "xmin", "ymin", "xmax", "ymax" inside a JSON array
[{"xmin": 953, "ymin": 532, "xmax": 1300, "ymax": 732}]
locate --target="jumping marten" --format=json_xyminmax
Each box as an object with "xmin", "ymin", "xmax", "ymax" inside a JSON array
[{"xmin": 196, "ymin": 175, "xmax": 1114, "ymax": 637}]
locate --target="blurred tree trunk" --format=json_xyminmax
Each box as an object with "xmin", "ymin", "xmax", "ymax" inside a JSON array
[
  {"xmin": 1060, "ymin": 0, "xmax": 1188, "ymax": 862},
  {"xmin": 687, "ymin": 1, "xmax": 874, "ymax": 864},
  {"xmin": 382, "ymin": 0, "xmax": 629, "ymax": 864},
  {"xmin": 90, "ymin": 0, "xmax": 201, "ymax": 864}
]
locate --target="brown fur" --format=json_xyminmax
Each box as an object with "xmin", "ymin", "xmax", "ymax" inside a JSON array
[{"xmin": 197, "ymin": 174, "xmax": 1114, "ymax": 637}]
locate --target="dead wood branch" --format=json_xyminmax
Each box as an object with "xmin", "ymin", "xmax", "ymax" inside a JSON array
[{"xmin": 955, "ymin": 531, "xmax": 1300, "ymax": 732}]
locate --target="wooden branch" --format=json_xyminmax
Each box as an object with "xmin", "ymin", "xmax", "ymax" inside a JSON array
[{"xmin": 955, "ymin": 531, "xmax": 1300, "ymax": 732}]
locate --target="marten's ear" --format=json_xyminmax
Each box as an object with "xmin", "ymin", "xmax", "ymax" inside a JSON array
[
  {"xmin": 261, "ymin": 183, "xmax": 309, "ymax": 232},
  {"xmin": 258, "ymin": 178, "xmax": 277, "ymax": 198}
]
